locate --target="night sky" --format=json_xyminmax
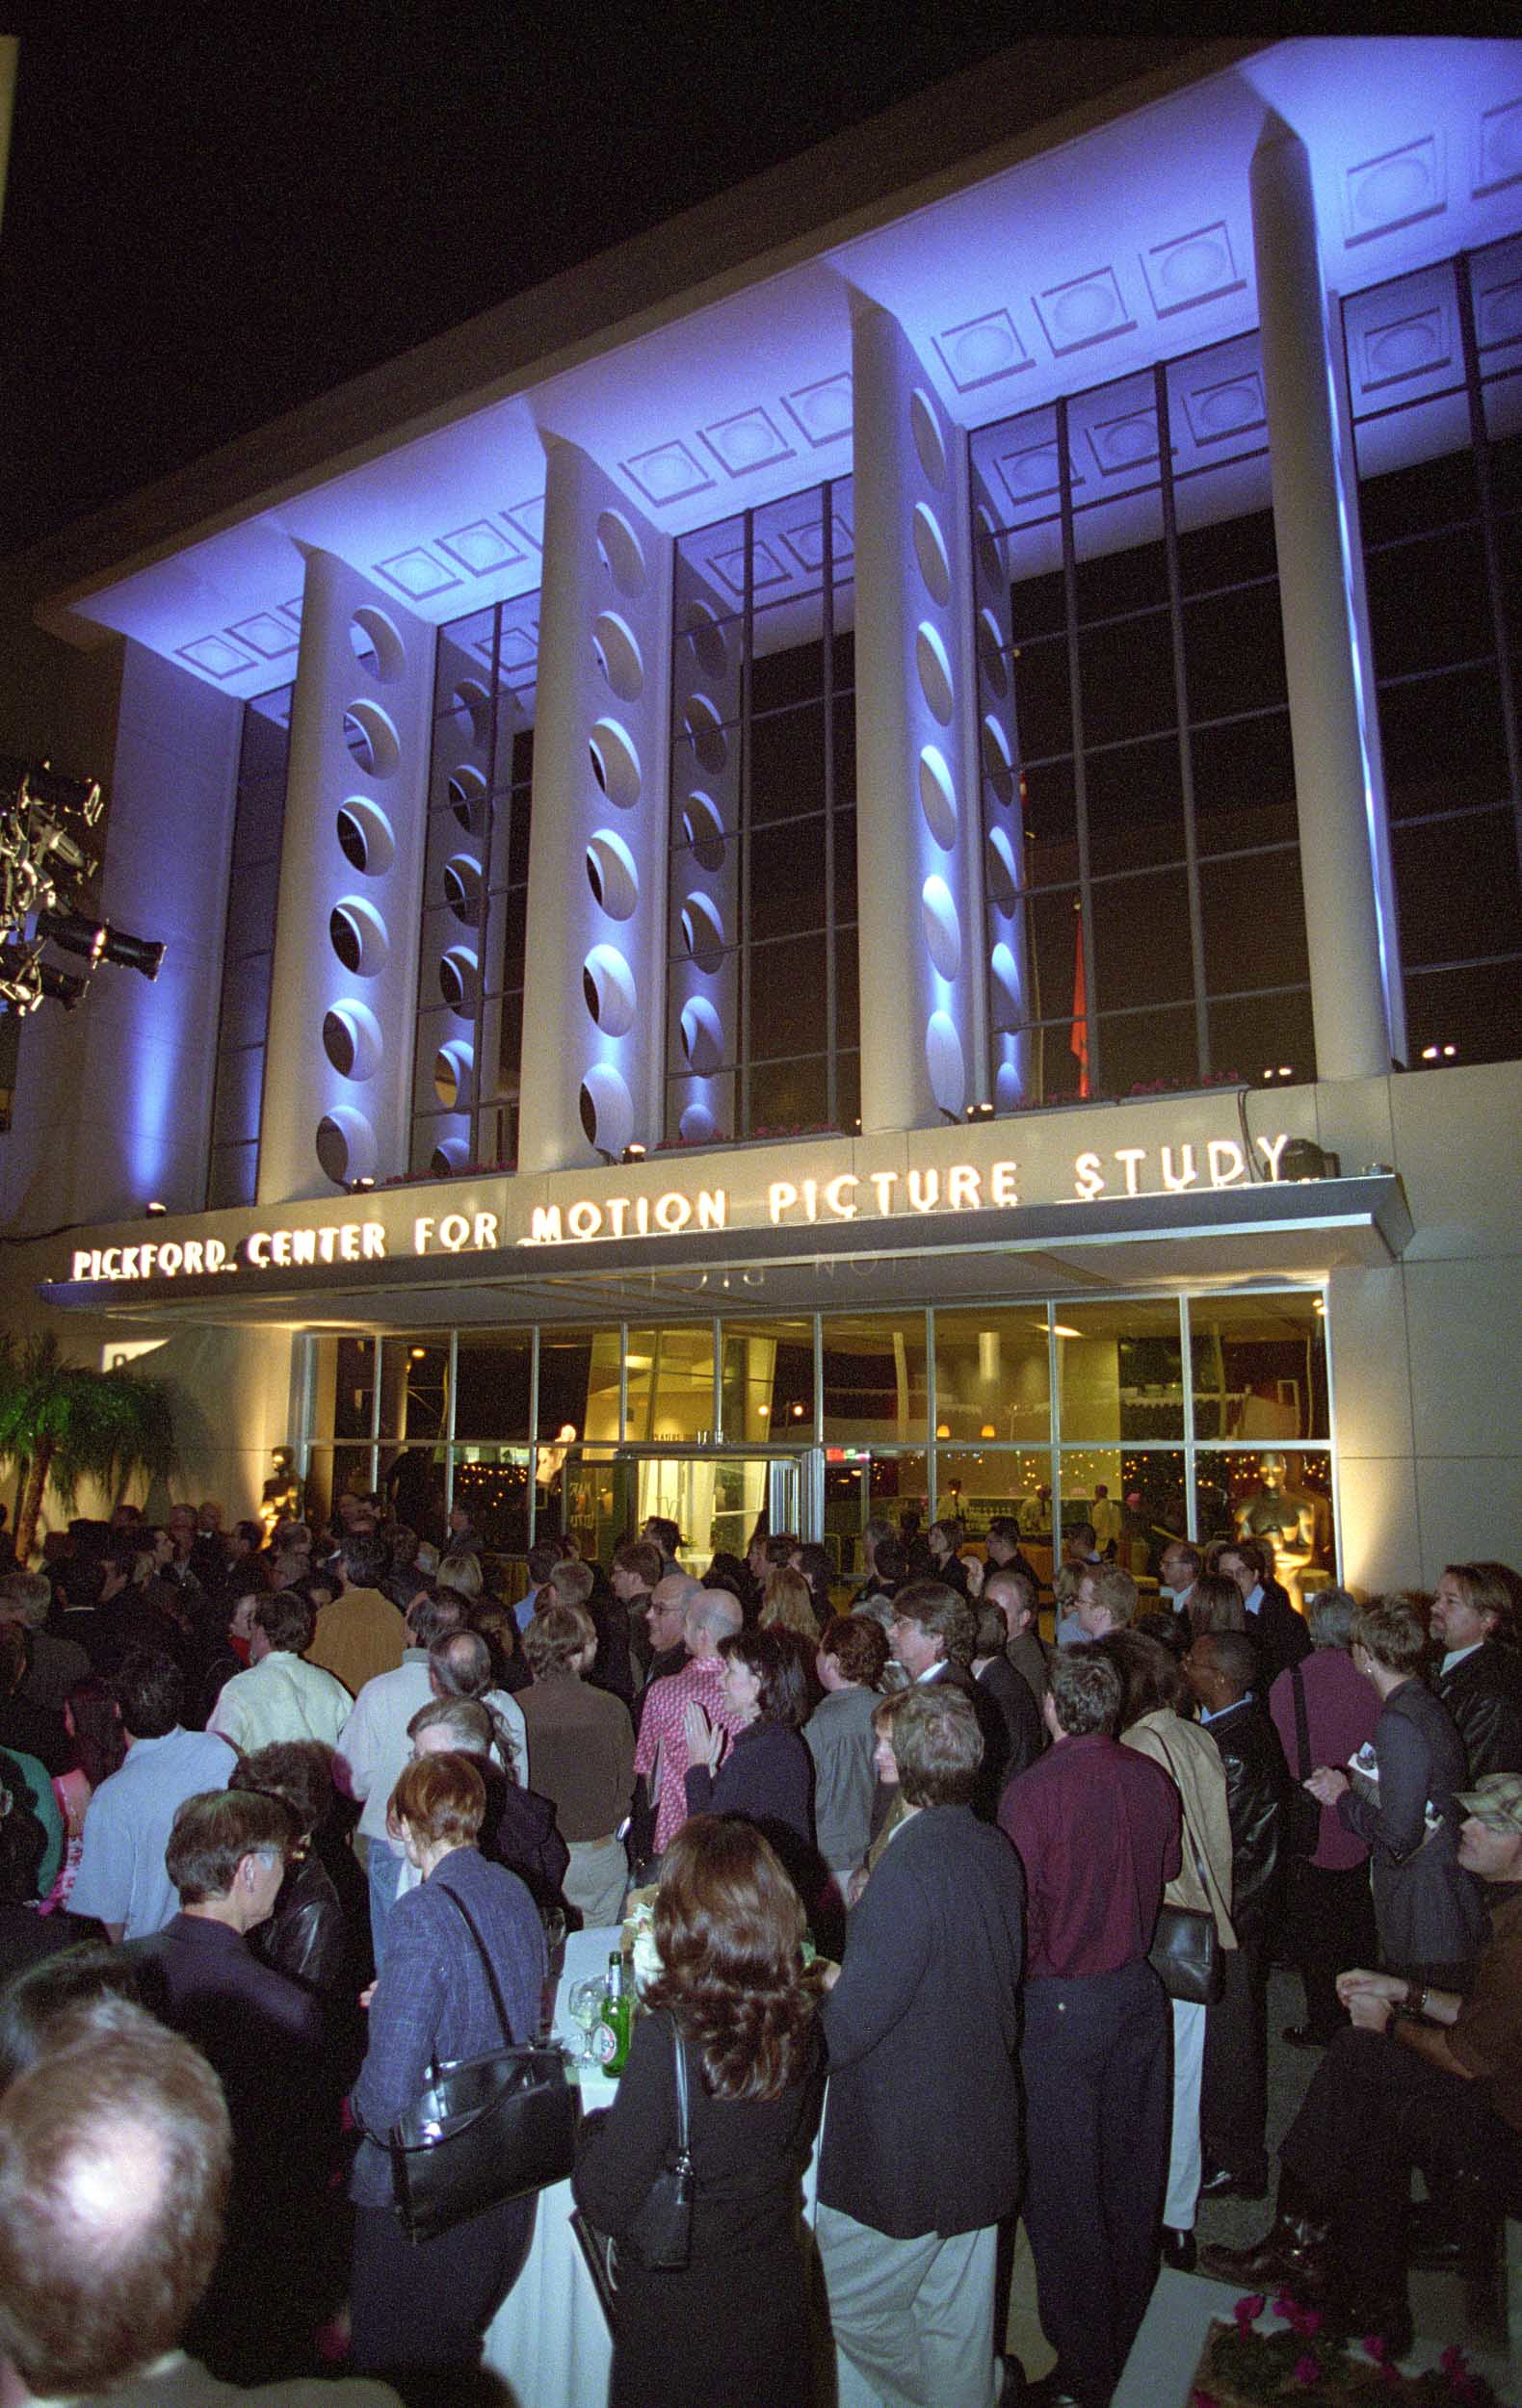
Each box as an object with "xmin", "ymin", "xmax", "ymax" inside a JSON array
[{"xmin": 0, "ymin": 12, "xmax": 1043, "ymax": 561}]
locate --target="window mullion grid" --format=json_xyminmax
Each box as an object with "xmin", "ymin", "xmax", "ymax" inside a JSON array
[
  {"xmin": 410, "ymin": 645, "xmax": 447, "ymax": 1174},
  {"xmin": 526, "ymin": 1329, "xmax": 540, "ymax": 1544},
  {"xmin": 1047, "ymin": 1304, "xmax": 1062, "ymax": 1571},
  {"xmin": 1155, "ymin": 362, "xmax": 1212, "ymax": 1081},
  {"xmin": 924, "ymin": 1307, "xmax": 937, "ymax": 1534},
  {"xmin": 1058, "ymin": 396, "xmax": 1101, "ymax": 1096},
  {"xmin": 1454, "ymin": 250, "xmax": 1522, "ymax": 892},
  {"xmin": 822, "ymin": 484, "xmax": 839, "ymax": 1129},
  {"xmin": 1179, "ymin": 1293, "xmax": 1196, "ymax": 1543},
  {"xmin": 739, "ymin": 510, "xmax": 756, "ymax": 1140}
]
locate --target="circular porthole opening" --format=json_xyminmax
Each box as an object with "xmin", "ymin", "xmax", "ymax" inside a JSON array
[
  {"xmin": 335, "ymin": 797, "xmax": 395, "ymax": 877},
  {"xmin": 316, "ymin": 1106, "xmax": 377, "ymax": 1188},
  {"xmin": 349, "ymin": 608, "xmax": 406, "ymax": 684},
  {"xmin": 585, "ymin": 828, "xmax": 640, "ymax": 920},
  {"xmin": 328, "ymin": 897, "xmax": 389, "ymax": 979},
  {"xmin": 341, "ymin": 700, "xmax": 401, "ymax": 779},
  {"xmin": 322, "ymin": 1000, "xmax": 383, "ymax": 1082}
]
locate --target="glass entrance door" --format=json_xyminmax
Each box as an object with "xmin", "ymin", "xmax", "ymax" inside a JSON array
[{"xmin": 550, "ymin": 1446, "xmax": 822, "ymax": 1574}]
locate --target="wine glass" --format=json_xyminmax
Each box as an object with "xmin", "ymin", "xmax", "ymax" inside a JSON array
[{"xmin": 567, "ymin": 1976, "xmax": 608, "ymax": 2069}]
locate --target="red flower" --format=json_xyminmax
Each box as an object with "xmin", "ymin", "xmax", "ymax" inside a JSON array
[
  {"xmin": 1363, "ymin": 2333, "xmax": 1390, "ymax": 2362},
  {"xmin": 1233, "ymin": 2294, "xmax": 1266, "ymax": 2328},
  {"xmin": 1294, "ymin": 2356, "xmax": 1320, "ymax": 2385}
]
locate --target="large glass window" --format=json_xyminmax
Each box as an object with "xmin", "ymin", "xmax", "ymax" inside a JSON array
[
  {"xmin": 970, "ymin": 334, "xmax": 1314, "ymax": 1109},
  {"xmin": 667, "ymin": 480, "xmax": 858, "ymax": 1144},
  {"xmin": 306, "ymin": 1288, "xmax": 1337, "ymax": 1588},
  {"xmin": 410, "ymin": 595, "xmax": 538, "ymax": 1176},
  {"xmin": 1342, "ymin": 236, "xmax": 1522, "ymax": 1068},
  {"xmin": 207, "ymin": 685, "xmax": 292, "ymax": 1209}
]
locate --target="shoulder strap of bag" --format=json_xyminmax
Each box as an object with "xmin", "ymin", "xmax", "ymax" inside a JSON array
[
  {"xmin": 1150, "ymin": 1721, "xmax": 1213, "ymax": 1898},
  {"xmin": 1291, "ymin": 1663, "xmax": 1312, "ymax": 1782},
  {"xmin": 669, "ymin": 2013, "xmax": 694, "ymax": 2169},
  {"xmin": 433, "ymin": 1876, "xmax": 515, "ymax": 2049}
]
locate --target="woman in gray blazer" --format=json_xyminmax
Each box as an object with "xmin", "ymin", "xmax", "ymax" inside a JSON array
[{"xmin": 1307, "ymin": 1593, "xmax": 1483, "ymax": 1988}]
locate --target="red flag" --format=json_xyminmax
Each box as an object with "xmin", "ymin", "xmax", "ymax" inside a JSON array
[{"xmin": 1070, "ymin": 907, "xmax": 1089, "ymax": 1099}]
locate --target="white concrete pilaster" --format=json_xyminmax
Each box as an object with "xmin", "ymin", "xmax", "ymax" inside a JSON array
[
  {"xmin": 259, "ymin": 548, "xmax": 432, "ymax": 1202},
  {"xmin": 1250, "ymin": 116, "xmax": 1395, "ymax": 1084},
  {"xmin": 852, "ymin": 299, "xmax": 981, "ymax": 1130},
  {"xmin": 517, "ymin": 440, "xmax": 669, "ymax": 1172}
]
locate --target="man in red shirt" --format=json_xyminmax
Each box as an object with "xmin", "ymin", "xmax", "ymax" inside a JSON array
[
  {"xmin": 630, "ymin": 1586, "xmax": 745, "ymax": 1862},
  {"xmin": 1000, "ymin": 1648, "xmax": 1181, "ymax": 2408}
]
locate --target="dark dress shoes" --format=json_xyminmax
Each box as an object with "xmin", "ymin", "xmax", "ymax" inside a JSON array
[
  {"xmin": 1161, "ymin": 2226, "xmax": 1197, "ymax": 2272},
  {"xmin": 1198, "ymin": 2215, "xmax": 1332, "ymax": 2295}
]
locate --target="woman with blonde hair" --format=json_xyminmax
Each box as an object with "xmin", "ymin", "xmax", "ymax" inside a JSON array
[{"xmin": 760, "ymin": 1564, "xmax": 817, "ymax": 1641}]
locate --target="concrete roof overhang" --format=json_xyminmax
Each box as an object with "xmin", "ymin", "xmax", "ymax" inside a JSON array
[
  {"xmin": 39, "ymin": 1173, "xmax": 1414, "ymax": 1333},
  {"xmin": 26, "ymin": 36, "xmax": 1522, "ymax": 700}
]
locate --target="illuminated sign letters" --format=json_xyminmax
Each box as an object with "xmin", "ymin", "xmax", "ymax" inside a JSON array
[{"xmin": 63, "ymin": 1131, "xmax": 1296, "ymax": 1286}]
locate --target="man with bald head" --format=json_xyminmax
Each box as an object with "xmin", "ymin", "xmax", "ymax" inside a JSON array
[
  {"xmin": 632, "ymin": 1584, "xmax": 746, "ymax": 1863},
  {"xmin": 0, "ymin": 2003, "xmax": 398, "ymax": 2405}
]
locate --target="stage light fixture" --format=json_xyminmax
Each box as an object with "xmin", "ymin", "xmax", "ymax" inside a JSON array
[
  {"xmin": 145, "ymin": 1201, "xmax": 169, "ymax": 1217},
  {"xmin": 621, "ymin": 1142, "xmax": 647, "ymax": 1165},
  {"xmin": 38, "ymin": 908, "xmax": 165, "ymax": 981}
]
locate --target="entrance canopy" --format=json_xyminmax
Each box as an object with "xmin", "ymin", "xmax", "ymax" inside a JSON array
[{"xmin": 41, "ymin": 1170, "xmax": 1413, "ymax": 1334}]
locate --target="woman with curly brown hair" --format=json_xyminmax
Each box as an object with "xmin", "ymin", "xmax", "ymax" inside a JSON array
[{"xmin": 571, "ymin": 1815, "xmax": 824, "ymax": 2408}]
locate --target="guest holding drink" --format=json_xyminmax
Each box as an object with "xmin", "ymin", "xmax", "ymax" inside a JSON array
[{"xmin": 572, "ymin": 1816, "xmax": 824, "ymax": 2408}]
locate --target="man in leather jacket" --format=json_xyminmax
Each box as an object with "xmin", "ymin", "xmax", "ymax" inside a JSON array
[
  {"xmin": 1430, "ymin": 1562, "xmax": 1522, "ymax": 1780},
  {"xmin": 1187, "ymin": 1627, "xmax": 1290, "ymax": 2199}
]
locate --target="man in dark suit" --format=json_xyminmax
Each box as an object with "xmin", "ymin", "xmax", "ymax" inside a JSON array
[
  {"xmin": 1218, "ymin": 1537, "xmax": 1312, "ymax": 1686},
  {"xmin": 1430, "ymin": 1563, "xmax": 1522, "ymax": 1779},
  {"xmin": 887, "ymin": 1579, "xmax": 1010, "ymax": 1817},
  {"xmin": 817, "ymin": 1685, "xmax": 1024, "ymax": 2408},
  {"xmin": 1187, "ymin": 1626, "xmax": 1290, "ymax": 2201},
  {"xmin": 972, "ymin": 1602, "xmax": 1043, "ymax": 1791}
]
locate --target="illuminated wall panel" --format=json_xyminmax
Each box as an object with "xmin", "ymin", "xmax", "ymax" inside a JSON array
[
  {"xmin": 518, "ymin": 441, "xmax": 669, "ymax": 1171},
  {"xmin": 259, "ymin": 550, "xmax": 433, "ymax": 1200},
  {"xmin": 853, "ymin": 301, "xmax": 982, "ymax": 1129}
]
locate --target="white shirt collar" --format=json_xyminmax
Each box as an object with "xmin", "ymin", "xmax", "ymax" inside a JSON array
[{"xmin": 1441, "ymin": 1641, "xmax": 1483, "ymax": 1674}]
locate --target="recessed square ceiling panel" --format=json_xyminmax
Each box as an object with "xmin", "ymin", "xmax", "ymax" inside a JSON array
[
  {"xmin": 1177, "ymin": 366, "xmax": 1267, "ymax": 449},
  {"xmin": 375, "ymin": 547, "xmax": 463, "ymax": 602},
  {"xmin": 1344, "ymin": 134, "xmax": 1446, "ymax": 245},
  {"xmin": 700, "ymin": 405, "xmax": 796, "ymax": 479},
  {"xmin": 227, "ymin": 611, "xmax": 300, "ymax": 660},
  {"xmin": 1477, "ymin": 95, "xmax": 1522, "ymax": 193},
  {"xmin": 279, "ymin": 596, "xmax": 303, "ymax": 629},
  {"xmin": 176, "ymin": 634, "xmax": 255, "ymax": 679},
  {"xmin": 781, "ymin": 373, "xmax": 853, "ymax": 448},
  {"xmin": 1034, "ymin": 267, "xmax": 1136, "ymax": 357},
  {"xmin": 778, "ymin": 508, "xmax": 853, "ymax": 574},
  {"xmin": 504, "ymin": 497, "xmax": 545, "ymax": 549},
  {"xmin": 621, "ymin": 440, "xmax": 714, "ymax": 508},
  {"xmin": 1140, "ymin": 222, "xmax": 1244, "ymax": 319},
  {"xmin": 437, "ymin": 520, "xmax": 526, "ymax": 576},
  {"xmin": 933, "ymin": 309, "xmax": 1031, "ymax": 393}
]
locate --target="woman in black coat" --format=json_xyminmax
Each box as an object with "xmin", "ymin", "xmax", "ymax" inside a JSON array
[
  {"xmin": 572, "ymin": 1816, "xmax": 824, "ymax": 2408},
  {"xmin": 683, "ymin": 1629, "xmax": 815, "ymax": 1851}
]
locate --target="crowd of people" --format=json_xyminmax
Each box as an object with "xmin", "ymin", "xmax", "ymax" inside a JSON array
[{"xmin": 0, "ymin": 1489, "xmax": 1517, "ymax": 2406}]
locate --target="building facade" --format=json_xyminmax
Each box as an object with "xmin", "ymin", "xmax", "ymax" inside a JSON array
[{"xmin": 3, "ymin": 35, "xmax": 1520, "ymax": 1595}]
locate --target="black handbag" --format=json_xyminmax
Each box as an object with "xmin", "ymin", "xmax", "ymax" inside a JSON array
[
  {"xmin": 1283, "ymin": 1664, "xmax": 1323, "ymax": 1861},
  {"xmin": 571, "ymin": 2013, "xmax": 695, "ymax": 2307},
  {"xmin": 388, "ymin": 1879, "xmax": 577, "ymax": 2246},
  {"xmin": 1148, "ymin": 1900, "xmax": 1223, "ymax": 2005}
]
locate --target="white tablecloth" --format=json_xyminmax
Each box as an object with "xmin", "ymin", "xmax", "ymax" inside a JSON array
[{"xmin": 482, "ymin": 1924, "xmax": 620, "ymax": 2408}]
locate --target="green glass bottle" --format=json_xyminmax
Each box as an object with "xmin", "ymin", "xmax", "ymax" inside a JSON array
[{"xmin": 593, "ymin": 1948, "xmax": 633, "ymax": 2074}]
